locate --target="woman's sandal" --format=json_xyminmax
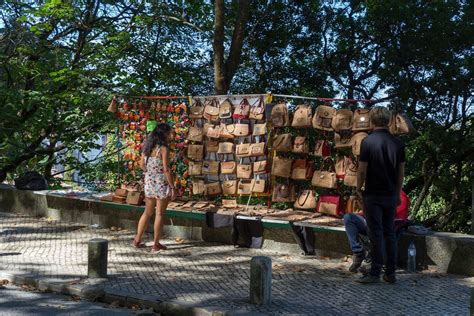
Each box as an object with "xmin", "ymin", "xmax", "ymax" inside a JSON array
[
  {"xmin": 151, "ymin": 243, "xmax": 168, "ymax": 252},
  {"xmin": 132, "ymin": 238, "xmax": 145, "ymax": 248}
]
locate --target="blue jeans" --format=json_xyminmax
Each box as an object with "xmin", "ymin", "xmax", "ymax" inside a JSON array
[
  {"xmin": 363, "ymin": 194, "xmax": 398, "ymax": 276},
  {"xmin": 343, "ymin": 213, "xmax": 367, "ymax": 253}
]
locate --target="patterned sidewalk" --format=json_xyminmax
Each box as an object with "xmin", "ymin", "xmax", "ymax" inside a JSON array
[{"xmin": 0, "ymin": 212, "xmax": 472, "ymax": 315}]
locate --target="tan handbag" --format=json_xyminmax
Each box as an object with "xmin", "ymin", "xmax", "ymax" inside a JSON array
[
  {"xmin": 221, "ymin": 161, "xmax": 237, "ymax": 174},
  {"xmin": 271, "ymin": 157, "xmax": 293, "ymax": 178},
  {"xmin": 203, "ymin": 99, "xmax": 220, "ymax": 121},
  {"xmin": 232, "ymin": 123, "xmax": 250, "ymax": 137},
  {"xmin": 292, "ymin": 136, "xmax": 309, "ymax": 154},
  {"xmin": 187, "ymin": 144, "xmax": 204, "ymax": 161},
  {"xmin": 202, "ymin": 123, "xmax": 214, "ymax": 136},
  {"xmin": 202, "ymin": 160, "xmax": 219, "ymax": 175},
  {"xmin": 217, "ymin": 142, "xmax": 234, "ymax": 154},
  {"xmin": 335, "ymin": 156, "xmax": 347, "ymax": 179},
  {"xmin": 192, "ymin": 180, "xmax": 206, "ymax": 195},
  {"xmin": 250, "ymin": 142, "xmax": 265, "ymax": 157},
  {"xmin": 206, "ymin": 140, "xmax": 219, "ymax": 153},
  {"xmin": 187, "ymin": 126, "xmax": 203, "ymax": 142},
  {"xmin": 272, "ymin": 184, "xmax": 296, "ymax": 202},
  {"xmin": 222, "ymin": 180, "xmax": 238, "ymax": 195},
  {"xmin": 271, "ymin": 103, "xmax": 289, "ymax": 127},
  {"xmin": 291, "ymin": 159, "xmax": 314, "ymax": 180},
  {"xmin": 312, "ymin": 105, "xmax": 336, "ymax": 131},
  {"xmin": 253, "ymin": 160, "xmax": 267, "ymax": 174},
  {"xmin": 292, "ymin": 104, "xmax": 312, "ymax": 128},
  {"xmin": 220, "ymin": 123, "xmax": 235, "ymax": 139},
  {"xmin": 314, "ymin": 140, "xmax": 331, "ymax": 157},
  {"xmin": 251, "ymin": 179, "xmax": 266, "ymax": 193},
  {"xmin": 189, "ymin": 99, "xmax": 204, "ymax": 119},
  {"xmin": 353, "ymin": 108, "xmax": 372, "ymax": 131},
  {"xmin": 188, "ymin": 161, "xmax": 202, "ymax": 176},
  {"xmin": 237, "ymin": 179, "xmax": 252, "ymax": 194},
  {"xmin": 343, "ymin": 158, "xmax": 358, "ymax": 187},
  {"xmin": 294, "ymin": 190, "xmax": 317, "ymax": 210},
  {"xmin": 206, "ymin": 182, "xmax": 222, "ymax": 196},
  {"xmin": 206, "ymin": 125, "xmax": 221, "ymax": 139},
  {"xmin": 389, "ymin": 113, "xmax": 416, "ymax": 135},
  {"xmin": 334, "ymin": 132, "xmax": 353, "ymax": 149},
  {"xmin": 249, "ymin": 96, "xmax": 265, "ymax": 120},
  {"xmin": 351, "ymin": 132, "xmax": 368, "ymax": 156},
  {"xmin": 236, "ymin": 143, "xmax": 251, "ymax": 158},
  {"xmin": 311, "ymin": 158, "xmax": 338, "ymax": 189},
  {"xmin": 273, "ymin": 133, "xmax": 292, "ymax": 152},
  {"xmin": 233, "ymin": 98, "xmax": 250, "ymax": 119},
  {"xmin": 332, "ymin": 109, "xmax": 353, "ymax": 132},
  {"xmin": 345, "ymin": 196, "xmax": 363, "ymax": 213},
  {"xmin": 219, "ymin": 98, "xmax": 233, "ymax": 119},
  {"xmin": 126, "ymin": 191, "xmax": 144, "ymax": 205},
  {"xmin": 252, "ymin": 123, "xmax": 267, "ymax": 136},
  {"xmin": 237, "ymin": 164, "xmax": 252, "ymax": 179}
]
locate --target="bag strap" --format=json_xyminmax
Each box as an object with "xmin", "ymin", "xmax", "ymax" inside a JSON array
[{"xmin": 297, "ymin": 190, "xmax": 310, "ymax": 206}]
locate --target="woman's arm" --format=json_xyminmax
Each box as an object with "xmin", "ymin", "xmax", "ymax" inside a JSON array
[
  {"xmin": 140, "ymin": 154, "xmax": 146, "ymax": 172},
  {"xmin": 161, "ymin": 147, "xmax": 176, "ymax": 199}
]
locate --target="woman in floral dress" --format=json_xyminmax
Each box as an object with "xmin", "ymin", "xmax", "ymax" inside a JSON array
[{"xmin": 133, "ymin": 123, "xmax": 176, "ymax": 252}]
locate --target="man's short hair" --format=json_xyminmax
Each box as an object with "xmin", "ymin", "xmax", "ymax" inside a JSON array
[{"xmin": 370, "ymin": 106, "xmax": 391, "ymax": 127}]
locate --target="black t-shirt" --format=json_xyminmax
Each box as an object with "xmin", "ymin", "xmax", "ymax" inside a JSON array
[{"xmin": 359, "ymin": 129, "xmax": 405, "ymax": 195}]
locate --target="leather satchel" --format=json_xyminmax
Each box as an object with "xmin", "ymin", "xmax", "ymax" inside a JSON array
[
  {"xmin": 311, "ymin": 158, "xmax": 337, "ymax": 189},
  {"xmin": 252, "ymin": 123, "xmax": 267, "ymax": 136},
  {"xmin": 291, "ymin": 159, "xmax": 314, "ymax": 180},
  {"xmin": 294, "ymin": 190, "xmax": 317, "ymax": 210},
  {"xmin": 221, "ymin": 161, "xmax": 237, "ymax": 174},
  {"xmin": 189, "ymin": 99, "xmax": 204, "ymax": 119},
  {"xmin": 389, "ymin": 113, "xmax": 416, "ymax": 135},
  {"xmin": 237, "ymin": 179, "xmax": 252, "ymax": 194},
  {"xmin": 219, "ymin": 98, "xmax": 233, "ymax": 119},
  {"xmin": 273, "ymin": 133, "xmax": 292, "ymax": 152},
  {"xmin": 353, "ymin": 108, "xmax": 372, "ymax": 131},
  {"xmin": 253, "ymin": 160, "xmax": 267, "ymax": 174},
  {"xmin": 251, "ymin": 179, "xmax": 266, "ymax": 193},
  {"xmin": 232, "ymin": 123, "xmax": 250, "ymax": 137},
  {"xmin": 187, "ymin": 126, "xmax": 203, "ymax": 142},
  {"xmin": 206, "ymin": 140, "xmax": 219, "ymax": 153},
  {"xmin": 237, "ymin": 164, "xmax": 252, "ymax": 179},
  {"xmin": 188, "ymin": 161, "xmax": 202, "ymax": 176},
  {"xmin": 217, "ymin": 142, "xmax": 234, "ymax": 155},
  {"xmin": 206, "ymin": 125, "xmax": 221, "ymax": 139},
  {"xmin": 206, "ymin": 182, "xmax": 222, "ymax": 196},
  {"xmin": 203, "ymin": 99, "xmax": 220, "ymax": 122},
  {"xmin": 316, "ymin": 195, "xmax": 344, "ymax": 217},
  {"xmin": 187, "ymin": 144, "xmax": 204, "ymax": 161},
  {"xmin": 192, "ymin": 180, "xmax": 206, "ymax": 195},
  {"xmin": 233, "ymin": 98, "xmax": 250, "ymax": 119},
  {"xmin": 334, "ymin": 131, "xmax": 353, "ymax": 149},
  {"xmin": 292, "ymin": 104, "xmax": 312, "ymax": 128},
  {"xmin": 220, "ymin": 123, "xmax": 235, "ymax": 139},
  {"xmin": 202, "ymin": 160, "xmax": 219, "ymax": 175},
  {"xmin": 249, "ymin": 96, "xmax": 265, "ymax": 120},
  {"xmin": 332, "ymin": 109, "xmax": 353, "ymax": 132},
  {"xmin": 293, "ymin": 136, "xmax": 309, "ymax": 154},
  {"xmin": 271, "ymin": 157, "xmax": 293, "ymax": 178},
  {"xmin": 222, "ymin": 180, "xmax": 238, "ymax": 195},
  {"xmin": 272, "ymin": 184, "xmax": 296, "ymax": 202},
  {"xmin": 343, "ymin": 158, "xmax": 358, "ymax": 187},
  {"xmin": 236, "ymin": 143, "xmax": 251, "ymax": 158},
  {"xmin": 250, "ymin": 142, "xmax": 265, "ymax": 157},
  {"xmin": 351, "ymin": 132, "xmax": 368, "ymax": 156},
  {"xmin": 314, "ymin": 140, "xmax": 331, "ymax": 157},
  {"xmin": 271, "ymin": 103, "xmax": 289, "ymax": 127},
  {"xmin": 313, "ymin": 105, "xmax": 336, "ymax": 131}
]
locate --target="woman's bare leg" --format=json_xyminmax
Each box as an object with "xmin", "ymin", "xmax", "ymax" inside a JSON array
[
  {"xmin": 153, "ymin": 197, "xmax": 170, "ymax": 246},
  {"xmin": 135, "ymin": 197, "xmax": 156, "ymax": 242}
]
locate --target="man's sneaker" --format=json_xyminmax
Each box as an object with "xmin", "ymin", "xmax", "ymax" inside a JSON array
[
  {"xmin": 349, "ymin": 251, "xmax": 366, "ymax": 273},
  {"xmin": 355, "ymin": 274, "xmax": 380, "ymax": 284},
  {"xmin": 383, "ymin": 273, "xmax": 397, "ymax": 284}
]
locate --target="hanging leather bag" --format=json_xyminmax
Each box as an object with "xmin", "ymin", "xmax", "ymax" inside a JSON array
[
  {"xmin": 221, "ymin": 161, "xmax": 237, "ymax": 174},
  {"xmin": 232, "ymin": 123, "xmax": 250, "ymax": 137},
  {"xmin": 271, "ymin": 157, "xmax": 293, "ymax": 178},
  {"xmin": 313, "ymin": 105, "xmax": 336, "ymax": 131},
  {"xmin": 272, "ymin": 184, "xmax": 296, "ymax": 202},
  {"xmin": 270, "ymin": 103, "xmax": 289, "ymax": 127},
  {"xmin": 253, "ymin": 160, "xmax": 267, "ymax": 174},
  {"xmin": 236, "ymin": 143, "xmax": 251, "ymax": 158},
  {"xmin": 188, "ymin": 161, "xmax": 202, "ymax": 176},
  {"xmin": 334, "ymin": 131, "xmax": 353, "ymax": 149},
  {"xmin": 291, "ymin": 159, "xmax": 314, "ymax": 180},
  {"xmin": 206, "ymin": 182, "xmax": 222, "ymax": 196},
  {"xmin": 217, "ymin": 142, "xmax": 234, "ymax": 155},
  {"xmin": 345, "ymin": 195, "xmax": 363, "ymax": 213},
  {"xmin": 202, "ymin": 160, "xmax": 219, "ymax": 175},
  {"xmin": 202, "ymin": 123, "xmax": 214, "ymax": 136},
  {"xmin": 332, "ymin": 108, "xmax": 353, "ymax": 132},
  {"xmin": 249, "ymin": 96, "xmax": 265, "ymax": 120},
  {"xmin": 187, "ymin": 144, "xmax": 204, "ymax": 161},
  {"xmin": 252, "ymin": 123, "xmax": 267, "ymax": 136},
  {"xmin": 237, "ymin": 164, "xmax": 252, "ymax": 179},
  {"xmin": 343, "ymin": 158, "xmax": 358, "ymax": 187},
  {"xmin": 187, "ymin": 126, "xmax": 203, "ymax": 142},
  {"xmin": 292, "ymin": 104, "xmax": 313, "ymax": 128},
  {"xmin": 222, "ymin": 180, "xmax": 238, "ymax": 195},
  {"xmin": 273, "ymin": 134, "xmax": 292, "ymax": 152},
  {"xmin": 237, "ymin": 179, "xmax": 252, "ymax": 194},
  {"xmin": 219, "ymin": 123, "xmax": 235, "ymax": 139},
  {"xmin": 389, "ymin": 113, "xmax": 416, "ymax": 135},
  {"xmin": 294, "ymin": 190, "xmax": 317, "ymax": 210},
  {"xmin": 233, "ymin": 98, "xmax": 250, "ymax": 119},
  {"xmin": 206, "ymin": 140, "xmax": 219, "ymax": 153},
  {"xmin": 206, "ymin": 125, "xmax": 221, "ymax": 139},
  {"xmin": 203, "ymin": 99, "xmax": 220, "ymax": 121},
  {"xmin": 192, "ymin": 180, "xmax": 206, "ymax": 195},
  {"xmin": 251, "ymin": 179, "xmax": 266, "ymax": 193},
  {"xmin": 314, "ymin": 140, "xmax": 331, "ymax": 157},
  {"xmin": 335, "ymin": 156, "xmax": 348, "ymax": 179},
  {"xmin": 250, "ymin": 142, "xmax": 266, "ymax": 157},
  {"xmin": 189, "ymin": 99, "xmax": 204, "ymax": 119},
  {"xmin": 351, "ymin": 132, "xmax": 368, "ymax": 156},
  {"xmin": 316, "ymin": 195, "xmax": 344, "ymax": 217},
  {"xmin": 353, "ymin": 108, "xmax": 372, "ymax": 131},
  {"xmin": 292, "ymin": 136, "xmax": 309, "ymax": 154},
  {"xmin": 311, "ymin": 158, "xmax": 338, "ymax": 189},
  {"xmin": 219, "ymin": 98, "xmax": 233, "ymax": 119}
]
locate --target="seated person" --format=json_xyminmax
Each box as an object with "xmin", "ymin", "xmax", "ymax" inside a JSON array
[{"xmin": 344, "ymin": 190, "xmax": 409, "ymax": 272}]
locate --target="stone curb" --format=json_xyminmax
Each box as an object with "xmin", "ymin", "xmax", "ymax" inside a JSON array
[{"xmin": 0, "ymin": 271, "xmax": 247, "ymax": 316}]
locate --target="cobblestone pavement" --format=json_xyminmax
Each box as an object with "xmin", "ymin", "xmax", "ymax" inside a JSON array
[{"xmin": 0, "ymin": 212, "xmax": 472, "ymax": 315}]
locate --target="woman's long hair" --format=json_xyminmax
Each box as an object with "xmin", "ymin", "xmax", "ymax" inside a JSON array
[{"xmin": 143, "ymin": 123, "xmax": 172, "ymax": 156}]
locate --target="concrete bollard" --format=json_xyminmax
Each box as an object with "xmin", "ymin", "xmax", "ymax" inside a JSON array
[
  {"xmin": 249, "ymin": 256, "xmax": 272, "ymax": 305},
  {"xmin": 88, "ymin": 238, "xmax": 108, "ymax": 278}
]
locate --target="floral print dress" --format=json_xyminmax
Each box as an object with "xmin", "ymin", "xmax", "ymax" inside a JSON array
[{"xmin": 144, "ymin": 147, "xmax": 171, "ymax": 199}]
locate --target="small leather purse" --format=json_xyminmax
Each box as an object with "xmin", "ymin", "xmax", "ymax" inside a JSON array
[
  {"xmin": 236, "ymin": 143, "xmax": 251, "ymax": 158},
  {"xmin": 253, "ymin": 160, "xmax": 267, "ymax": 174},
  {"xmin": 232, "ymin": 123, "xmax": 250, "ymax": 137},
  {"xmin": 188, "ymin": 161, "xmax": 202, "ymax": 176},
  {"xmin": 311, "ymin": 158, "xmax": 338, "ymax": 189},
  {"xmin": 219, "ymin": 98, "xmax": 233, "ymax": 119},
  {"xmin": 316, "ymin": 195, "xmax": 344, "ymax": 217},
  {"xmin": 271, "ymin": 157, "xmax": 293, "ymax": 178},
  {"xmin": 222, "ymin": 180, "xmax": 238, "ymax": 195},
  {"xmin": 206, "ymin": 182, "xmax": 222, "ymax": 196},
  {"xmin": 237, "ymin": 164, "xmax": 252, "ymax": 179},
  {"xmin": 294, "ymin": 190, "xmax": 317, "ymax": 210},
  {"xmin": 250, "ymin": 142, "xmax": 266, "ymax": 157},
  {"xmin": 202, "ymin": 160, "xmax": 219, "ymax": 175},
  {"xmin": 237, "ymin": 179, "xmax": 252, "ymax": 194},
  {"xmin": 252, "ymin": 123, "xmax": 267, "ymax": 136},
  {"xmin": 203, "ymin": 99, "xmax": 220, "ymax": 122},
  {"xmin": 187, "ymin": 144, "xmax": 204, "ymax": 161},
  {"xmin": 353, "ymin": 108, "xmax": 372, "ymax": 131},
  {"xmin": 292, "ymin": 136, "xmax": 309, "ymax": 154},
  {"xmin": 221, "ymin": 161, "xmax": 237, "ymax": 174},
  {"xmin": 188, "ymin": 99, "xmax": 204, "ymax": 119},
  {"xmin": 233, "ymin": 98, "xmax": 250, "ymax": 119},
  {"xmin": 314, "ymin": 140, "xmax": 331, "ymax": 157},
  {"xmin": 332, "ymin": 108, "xmax": 353, "ymax": 132},
  {"xmin": 187, "ymin": 126, "xmax": 203, "ymax": 142},
  {"xmin": 206, "ymin": 140, "xmax": 219, "ymax": 153},
  {"xmin": 217, "ymin": 142, "xmax": 235, "ymax": 155},
  {"xmin": 249, "ymin": 96, "xmax": 265, "ymax": 120},
  {"xmin": 251, "ymin": 179, "xmax": 266, "ymax": 193},
  {"xmin": 270, "ymin": 103, "xmax": 289, "ymax": 127},
  {"xmin": 272, "ymin": 184, "xmax": 296, "ymax": 202},
  {"xmin": 291, "ymin": 104, "xmax": 312, "ymax": 128},
  {"xmin": 191, "ymin": 180, "xmax": 206, "ymax": 195},
  {"xmin": 351, "ymin": 132, "xmax": 368, "ymax": 156},
  {"xmin": 273, "ymin": 133, "xmax": 292, "ymax": 152},
  {"xmin": 313, "ymin": 105, "xmax": 336, "ymax": 131}
]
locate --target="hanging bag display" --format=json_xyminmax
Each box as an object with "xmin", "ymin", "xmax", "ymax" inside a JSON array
[
  {"xmin": 187, "ymin": 144, "xmax": 204, "ymax": 161},
  {"xmin": 351, "ymin": 132, "xmax": 368, "ymax": 156},
  {"xmin": 292, "ymin": 104, "xmax": 313, "ymax": 128},
  {"xmin": 270, "ymin": 103, "xmax": 289, "ymax": 127},
  {"xmin": 203, "ymin": 99, "xmax": 220, "ymax": 122},
  {"xmin": 251, "ymin": 179, "xmax": 266, "ymax": 193},
  {"xmin": 187, "ymin": 126, "xmax": 203, "ymax": 142},
  {"xmin": 273, "ymin": 133, "xmax": 292, "ymax": 152},
  {"xmin": 332, "ymin": 108, "xmax": 353, "ymax": 132},
  {"xmin": 222, "ymin": 180, "xmax": 238, "ymax": 195},
  {"xmin": 294, "ymin": 190, "xmax": 317, "ymax": 210},
  {"xmin": 189, "ymin": 99, "xmax": 204, "ymax": 119},
  {"xmin": 233, "ymin": 98, "xmax": 250, "ymax": 119},
  {"xmin": 312, "ymin": 105, "xmax": 336, "ymax": 131},
  {"xmin": 311, "ymin": 158, "xmax": 338, "ymax": 189},
  {"xmin": 343, "ymin": 158, "xmax": 358, "ymax": 187},
  {"xmin": 221, "ymin": 161, "xmax": 237, "ymax": 174},
  {"xmin": 252, "ymin": 123, "xmax": 267, "ymax": 136},
  {"xmin": 232, "ymin": 123, "xmax": 250, "ymax": 137},
  {"xmin": 316, "ymin": 195, "xmax": 344, "ymax": 217},
  {"xmin": 188, "ymin": 161, "xmax": 203, "ymax": 176},
  {"xmin": 217, "ymin": 142, "xmax": 235, "ymax": 155},
  {"xmin": 334, "ymin": 131, "xmax": 353, "ymax": 149},
  {"xmin": 192, "ymin": 180, "xmax": 206, "ymax": 195},
  {"xmin": 272, "ymin": 184, "xmax": 296, "ymax": 202},
  {"xmin": 206, "ymin": 182, "xmax": 222, "ymax": 196},
  {"xmin": 237, "ymin": 179, "xmax": 253, "ymax": 194},
  {"xmin": 202, "ymin": 160, "xmax": 219, "ymax": 175},
  {"xmin": 236, "ymin": 142, "xmax": 251, "ymax": 158},
  {"xmin": 353, "ymin": 108, "xmax": 372, "ymax": 131},
  {"xmin": 250, "ymin": 142, "xmax": 266, "ymax": 157},
  {"xmin": 249, "ymin": 96, "xmax": 265, "ymax": 120},
  {"xmin": 292, "ymin": 136, "xmax": 309, "ymax": 154},
  {"xmin": 219, "ymin": 98, "xmax": 233, "ymax": 119},
  {"xmin": 314, "ymin": 140, "xmax": 331, "ymax": 157},
  {"xmin": 271, "ymin": 157, "xmax": 293, "ymax": 178},
  {"xmin": 237, "ymin": 164, "xmax": 253, "ymax": 179},
  {"xmin": 206, "ymin": 140, "xmax": 219, "ymax": 153},
  {"xmin": 253, "ymin": 160, "xmax": 267, "ymax": 174},
  {"xmin": 291, "ymin": 159, "xmax": 314, "ymax": 180}
]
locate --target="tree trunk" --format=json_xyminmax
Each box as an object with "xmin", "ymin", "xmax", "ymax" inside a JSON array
[{"xmin": 213, "ymin": 0, "xmax": 227, "ymax": 94}]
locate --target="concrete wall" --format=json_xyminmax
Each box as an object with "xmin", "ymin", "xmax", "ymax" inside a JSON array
[{"xmin": 1, "ymin": 185, "xmax": 473, "ymax": 277}]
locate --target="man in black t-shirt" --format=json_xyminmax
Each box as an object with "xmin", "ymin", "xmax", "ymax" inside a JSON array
[{"xmin": 355, "ymin": 106, "xmax": 405, "ymax": 284}]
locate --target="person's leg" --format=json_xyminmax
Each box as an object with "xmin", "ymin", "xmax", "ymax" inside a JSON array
[
  {"xmin": 152, "ymin": 197, "xmax": 170, "ymax": 249},
  {"xmin": 134, "ymin": 197, "xmax": 156, "ymax": 245},
  {"xmin": 343, "ymin": 213, "xmax": 367, "ymax": 253},
  {"xmin": 362, "ymin": 195, "xmax": 384, "ymax": 277},
  {"xmin": 382, "ymin": 195, "xmax": 398, "ymax": 277}
]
